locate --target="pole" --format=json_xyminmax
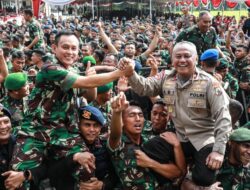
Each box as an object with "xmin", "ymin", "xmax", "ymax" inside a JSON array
[
  {"xmin": 92, "ymin": 0, "xmax": 94, "ymax": 19},
  {"xmin": 149, "ymin": 0, "xmax": 152, "ymax": 20}
]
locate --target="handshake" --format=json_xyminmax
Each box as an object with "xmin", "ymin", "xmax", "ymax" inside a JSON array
[{"xmin": 116, "ymin": 57, "xmax": 135, "ymax": 77}]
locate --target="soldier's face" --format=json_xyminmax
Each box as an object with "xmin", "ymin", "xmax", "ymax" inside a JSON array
[
  {"xmin": 151, "ymin": 104, "xmax": 168, "ymax": 132},
  {"xmin": 0, "ymin": 116, "xmax": 11, "ymax": 144},
  {"xmin": 16, "ymin": 84, "xmax": 29, "ymax": 98},
  {"xmin": 12, "ymin": 58, "xmax": 25, "ymax": 72},
  {"xmin": 235, "ymin": 48, "xmax": 247, "ymax": 59},
  {"xmin": 79, "ymin": 119, "xmax": 101, "ymax": 144},
  {"xmin": 231, "ymin": 141, "xmax": 250, "ymax": 166},
  {"xmin": 52, "ymin": 35, "xmax": 79, "ymax": 68},
  {"xmin": 122, "ymin": 106, "xmax": 144, "ymax": 135},
  {"xmin": 198, "ymin": 14, "xmax": 212, "ymax": 33},
  {"xmin": 124, "ymin": 44, "xmax": 136, "ymax": 58},
  {"xmin": 172, "ymin": 46, "xmax": 197, "ymax": 79},
  {"xmin": 216, "ymin": 68, "xmax": 228, "ymax": 79}
]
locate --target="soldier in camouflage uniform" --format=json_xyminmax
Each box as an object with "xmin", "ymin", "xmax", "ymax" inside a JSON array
[
  {"xmin": 216, "ymin": 128, "xmax": 250, "ymax": 190},
  {"xmin": 1, "ymin": 73, "xmax": 29, "ymax": 135},
  {"xmin": 10, "ymin": 31, "xmax": 133, "ymax": 181},
  {"xmin": 236, "ymin": 49, "xmax": 250, "ymax": 125},
  {"xmin": 89, "ymin": 82, "xmax": 113, "ymax": 137},
  {"xmin": 216, "ymin": 58, "xmax": 239, "ymax": 99},
  {"xmin": 142, "ymin": 99, "xmax": 175, "ymax": 140},
  {"xmin": 23, "ymin": 9, "xmax": 44, "ymax": 50},
  {"xmin": 175, "ymin": 11, "xmax": 225, "ymax": 61},
  {"xmin": 108, "ymin": 92, "xmax": 185, "ymax": 190},
  {"xmin": 234, "ymin": 45, "xmax": 249, "ymax": 80}
]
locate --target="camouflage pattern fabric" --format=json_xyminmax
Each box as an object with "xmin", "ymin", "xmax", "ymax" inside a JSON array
[
  {"xmin": 1, "ymin": 96, "xmax": 27, "ymax": 135},
  {"xmin": 27, "ymin": 19, "xmax": 43, "ymax": 49},
  {"xmin": 11, "ymin": 58, "xmax": 87, "ymax": 171},
  {"xmin": 223, "ymin": 73, "xmax": 239, "ymax": 99},
  {"xmin": 108, "ymin": 133, "xmax": 159, "ymax": 190},
  {"xmin": 217, "ymin": 157, "xmax": 250, "ymax": 190},
  {"xmin": 234, "ymin": 57, "xmax": 248, "ymax": 80},
  {"xmin": 175, "ymin": 25, "xmax": 217, "ymax": 60}
]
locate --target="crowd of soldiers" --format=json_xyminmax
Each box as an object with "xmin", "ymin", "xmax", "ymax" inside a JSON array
[{"xmin": 0, "ymin": 4, "xmax": 249, "ymax": 190}]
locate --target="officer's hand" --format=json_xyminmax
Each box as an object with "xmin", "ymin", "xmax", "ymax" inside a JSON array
[
  {"xmin": 73, "ymin": 152, "xmax": 96, "ymax": 173},
  {"xmin": 117, "ymin": 57, "xmax": 134, "ymax": 77},
  {"xmin": 111, "ymin": 92, "xmax": 129, "ymax": 113},
  {"xmin": 79, "ymin": 177, "xmax": 103, "ymax": 190},
  {"xmin": 135, "ymin": 149, "xmax": 153, "ymax": 168},
  {"xmin": 2, "ymin": 170, "xmax": 25, "ymax": 190},
  {"xmin": 160, "ymin": 132, "xmax": 180, "ymax": 147},
  {"xmin": 85, "ymin": 61, "xmax": 96, "ymax": 76},
  {"xmin": 206, "ymin": 151, "xmax": 224, "ymax": 170}
]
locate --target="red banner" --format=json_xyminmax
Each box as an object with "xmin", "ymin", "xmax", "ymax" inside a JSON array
[
  {"xmin": 226, "ymin": 0, "xmax": 238, "ymax": 8},
  {"xmin": 211, "ymin": 0, "xmax": 222, "ymax": 8},
  {"xmin": 202, "ymin": 0, "xmax": 208, "ymax": 5},
  {"xmin": 245, "ymin": 0, "xmax": 250, "ymax": 7},
  {"xmin": 193, "ymin": 0, "xmax": 199, "ymax": 7},
  {"xmin": 32, "ymin": 0, "xmax": 41, "ymax": 18}
]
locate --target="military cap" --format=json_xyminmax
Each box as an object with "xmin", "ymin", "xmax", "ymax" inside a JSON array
[
  {"xmin": 32, "ymin": 48, "xmax": 46, "ymax": 56},
  {"xmin": 229, "ymin": 128, "xmax": 250, "ymax": 142},
  {"xmin": 43, "ymin": 25, "xmax": 50, "ymax": 29},
  {"xmin": 0, "ymin": 104, "xmax": 11, "ymax": 119},
  {"xmin": 91, "ymin": 27, "xmax": 99, "ymax": 33},
  {"xmin": 97, "ymin": 82, "xmax": 113, "ymax": 94},
  {"xmin": 79, "ymin": 106, "xmax": 105, "ymax": 126},
  {"xmin": 200, "ymin": 49, "xmax": 219, "ymax": 61},
  {"xmin": 82, "ymin": 56, "xmax": 96, "ymax": 65},
  {"xmin": 216, "ymin": 58, "xmax": 229, "ymax": 70},
  {"xmin": 4, "ymin": 72, "xmax": 28, "ymax": 90}
]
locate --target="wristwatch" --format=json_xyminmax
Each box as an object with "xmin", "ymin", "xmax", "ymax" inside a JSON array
[{"xmin": 23, "ymin": 170, "xmax": 30, "ymax": 181}]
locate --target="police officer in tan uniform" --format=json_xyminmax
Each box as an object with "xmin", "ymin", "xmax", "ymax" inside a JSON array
[{"xmin": 125, "ymin": 41, "xmax": 232, "ymax": 189}]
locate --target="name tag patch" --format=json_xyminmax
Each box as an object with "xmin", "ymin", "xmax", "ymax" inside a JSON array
[{"xmin": 187, "ymin": 99, "xmax": 206, "ymax": 108}]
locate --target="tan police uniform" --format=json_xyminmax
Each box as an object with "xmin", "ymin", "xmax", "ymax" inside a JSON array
[{"xmin": 128, "ymin": 68, "xmax": 231, "ymax": 155}]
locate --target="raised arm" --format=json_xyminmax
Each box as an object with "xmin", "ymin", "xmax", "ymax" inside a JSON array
[
  {"xmin": 97, "ymin": 22, "xmax": 118, "ymax": 54},
  {"xmin": 108, "ymin": 92, "xmax": 129, "ymax": 150}
]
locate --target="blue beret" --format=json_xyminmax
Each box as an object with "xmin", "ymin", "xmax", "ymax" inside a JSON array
[
  {"xmin": 200, "ymin": 49, "xmax": 219, "ymax": 61},
  {"xmin": 0, "ymin": 104, "xmax": 11, "ymax": 119},
  {"xmin": 79, "ymin": 106, "xmax": 105, "ymax": 126},
  {"xmin": 229, "ymin": 128, "xmax": 250, "ymax": 142}
]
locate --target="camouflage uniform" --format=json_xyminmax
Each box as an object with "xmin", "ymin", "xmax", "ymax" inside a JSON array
[
  {"xmin": 217, "ymin": 157, "xmax": 250, "ymax": 190},
  {"xmin": 223, "ymin": 73, "xmax": 239, "ymax": 99},
  {"xmin": 1, "ymin": 96, "xmax": 27, "ymax": 135},
  {"xmin": 107, "ymin": 133, "xmax": 159, "ymax": 190},
  {"xmin": 234, "ymin": 57, "xmax": 248, "ymax": 80},
  {"xmin": 27, "ymin": 19, "xmax": 43, "ymax": 49},
  {"xmin": 11, "ymin": 58, "xmax": 88, "ymax": 171},
  {"xmin": 175, "ymin": 25, "xmax": 217, "ymax": 60},
  {"xmin": 142, "ymin": 120, "xmax": 175, "ymax": 140}
]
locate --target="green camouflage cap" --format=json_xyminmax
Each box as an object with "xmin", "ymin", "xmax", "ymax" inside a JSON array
[
  {"xmin": 97, "ymin": 82, "xmax": 113, "ymax": 94},
  {"xmin": 82, "ymin": 56, "xmax": 96, "ymax": 65},
  {"xmin": 229, "ymin": 128, "xmax": 250, "ymax": 142},
  {"xmin": 4, "ymin": 72, "xmax": 27, "ymax": 90}
]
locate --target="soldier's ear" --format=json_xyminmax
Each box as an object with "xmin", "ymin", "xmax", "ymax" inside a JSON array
[{"xmin": 51, "ymin": 44, "xmax": 57, "ymax": 54}]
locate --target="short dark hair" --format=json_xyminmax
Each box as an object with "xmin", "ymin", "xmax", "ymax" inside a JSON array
[
  {"xmin": 125, "ymin": 41, "xmax": 136, "ymax": 48},
  {"xmin": 153, "ymin": 99, "xmax": 166, "ymax": 107},
  {"xmin": 11, "ymin": 50, "xmax": 25, "ymax": 60},
  {"xmin": 24, "ymin": 9, "xmax": 33, "ymax": 17},
  {"xmin": 55, "ymin": 30, "xmax": 79, "ymax": 45},
  {"xmin": 236, "ymin": 44, "xmax": 249, "ymax": 53},
  {"xmin": 229, "ymin": 99, "xmax": 243, "ymax": 126}
]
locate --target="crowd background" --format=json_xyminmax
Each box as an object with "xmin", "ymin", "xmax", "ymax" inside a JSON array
[{"xmin": 0, "ymin": 4, "xmax": 249, "ymax": 190}]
